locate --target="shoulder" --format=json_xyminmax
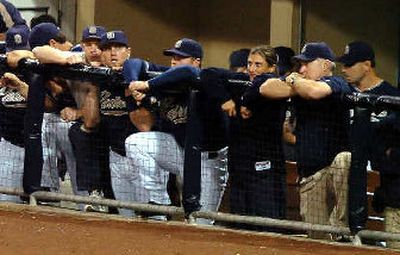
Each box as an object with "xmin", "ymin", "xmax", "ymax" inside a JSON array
[
  {"xmin": 168, "ymin": 65, "xmax": 200, "ymax": 77},
  {"xmin": 200, "ymin": 67, "xmax": 229, "ymax": 76},
  {"xmin": 375, "ymin": 80, "xmax": 400, "ymax": 96},
  {"xmin": 253, "ymin": 73, "xmax": 277, "ymax": 84},
  {"xmin": 321, "ymin": 75, "xmax": 347, "ymax": 85},
  {"xmin": 200, "ymin": 68, "xmax": 243, "ymax": 82},
  {"xmin": 321, "ymin": 75, "xmax": 352, "ymax": 93}
]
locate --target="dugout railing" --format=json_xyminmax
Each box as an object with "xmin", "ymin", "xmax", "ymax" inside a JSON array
[
  {"xmin": 1, "ymin": 185, "xmax": 399, "ymax": 246},
  {"xmin": 0, "ymin": 61, "xmax": 400, "ymax": 248}
]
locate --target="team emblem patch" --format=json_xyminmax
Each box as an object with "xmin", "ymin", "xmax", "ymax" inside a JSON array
[
  {"xmin": 371, "ymin": 110, "xmax": 388, "ymax": 122},
  {"xmin": 89, "ymin": 26, "xmax": 97, "ymax": 35},
  {"xmin": 14, "ymin": 34, "xmax": 22, "ymax": 45},
  {"xmin": 106, "ymin": 32, "xmax": 115, "ymax": 39},
  {"xmin": 255, "ymin": 161, "xmax": 271, "ymax": 171},
  {"xmin": 175, "ymin": 40, "xmax": 182, "ymax": 49},
  {"xmin": 344, "ymin": 45, "xmax": 350, "ymax": 55}
]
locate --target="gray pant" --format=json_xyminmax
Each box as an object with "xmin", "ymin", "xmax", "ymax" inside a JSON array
[
  {"xmin": 41, "ymin": 113, "xmax": 83, "ymax": 196},
  {"xmin": 110, "ymin": 150, "xmax": 148, "ymax": 217},
  {"xmin": 0, "ymin": 138, "xmax": 24, "ymax": 203},
  {"xmin": 125, "ymin": 131, "xmax": 228, "ymax": 224}
]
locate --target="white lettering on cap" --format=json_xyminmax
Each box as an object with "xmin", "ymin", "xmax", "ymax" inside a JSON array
[
  {"xmin": 175, "ymin": 40, "xmax": 182, "ymax": 49},
  {"xmin": 344, "ymin": 45, "xmax": 350, "ymax": 55},
  {"xmin": 14, "ymin": 34, "xmax": 22, "ymax": 44},
  {"xmin": 89, "ymin": 26, "xmax": 97, "ymax": 34},
  {"xmin": 301, "ymin": 44, "xmax": 308, "ymax": 54},
  {"xmin": 106, "ymin": 32, "xmax": 115, "ymax": 39}
]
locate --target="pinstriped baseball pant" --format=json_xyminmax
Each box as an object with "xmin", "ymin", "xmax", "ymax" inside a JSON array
[
  {"xmin": 0, "ymin": 138, "xmax": 24, "ymax": 203},
  {"xmin": 125, "ymin": 131, "xmax": 228, "ymax": 224},
  {"xmin": 41, "ymin": 113, "xmax": 84, "ymax": 196}
]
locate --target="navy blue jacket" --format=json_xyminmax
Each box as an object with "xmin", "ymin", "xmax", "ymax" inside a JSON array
[
  {"xmin": 123, "ymin": 62, "xmax": 231, "ymax": 151},
  {"xmin": 294, "ymin": 75, "xmax": 352, "ymax": 178}
]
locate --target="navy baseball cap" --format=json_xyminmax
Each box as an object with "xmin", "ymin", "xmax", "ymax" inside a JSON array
[
  {"xmin": 163, "ymin": 38, "xmax": 203, "ymax": 59},
  {"xmin": 82, "ymin": 25, "xmax": 106, "ymax": 41},
  {"xmin": 337, "ymin": 41, "xmax": 375, "ymax": 66},
  {"xmin": 29, "ymin": 22, "xmax": 62, "ymax": 49},
  {"xmin": 293, "ymin": 42, "xmax": 335, "ymax": 62},
  {"xmin": 0, "ymin": 1, "xmax": 26, "ymax": 33},
  {"xmin": 100, "ymin": 30, "xmax": 128, "ymax": 49},
  {"xmin": 229, "ymin": 48, "xmax": 250, "ymax": 68},
  {"xmin": 5, "ymin": 24, "xmax": 30, "ymax": 51}
]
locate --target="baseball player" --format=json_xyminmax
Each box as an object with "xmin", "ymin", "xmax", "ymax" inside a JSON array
[
  {"xmin": 65, "ymin": 26, "xmax": 106, "ymax": 207},
  {"xmin": 28, "ymin": 23, "xmax": 86, "ymax": 198},
  {"xmin": 202, "ymin": 46, "xmax": 287, "ymax": 230},
  {"xmin": 110, "ymin": 57, "xmax": 171, "ymax": 217},
  {"xmin": 260, "ymin": 42, "xmax": 353, "ymax": 239},
  {"xmin": 125, "ymin": 38, "xmax": 228, "ymax": 223},
  {"xmin": 36, "ymin": 26, "xmax": 128, "ymax": 213},
  {"xmin": 0, "ymin": 24, "xmax": 31, "ymax": 202},
  {"xmin": 337, "ymin": 41, "xmax": 400, "ymax": 243},
  {"xmin": 69, "ymin": 30, "xmax": 142, "ymax": 214},
  {"xmin": 61, "ymin": 25, "xmax": 106, "ymax": 133}
]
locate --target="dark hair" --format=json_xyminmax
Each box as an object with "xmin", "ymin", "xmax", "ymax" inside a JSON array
[
  {"xmin": 344, "ymin": 59, "xmax": 376, "ymax": 68},
  {"xmin": 30, "ymin": 14, "xmax": 57, "ymax": 29},
  {"xmin": 53, "ymin": 33, "xmax": 67, "ymax": 44},
  {"xmin": 370, "ymin": 60, "xmax": 376, "ymax": 68},
  {"xmin": 274, "ymin": 46, "xmax": 295, "ymax": 76},
  {"xmin": 249, "ymin": 45, "xmax": 278, "ymax": 67},
  {"xmin": 229, "ymin": 48, "xmax": 250, "ymax": 69}
]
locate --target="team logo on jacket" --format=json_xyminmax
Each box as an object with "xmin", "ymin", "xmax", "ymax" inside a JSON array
[
  {"xmin": 100, "ymin": 91, "xmax": 126, "ymax": 111},
  {"xmin": 370, "ymin": 110, "xmax": 388, "ymax": 122},
  {"xmin": 160, "ymin": 98, "xmax": 187, "ymax": 124},
  {"xmin": 165, "ymin": 105, "xmax": 187, "ymax": 124},
  {"xmin": 1, "ymin": 89, "xmax": 26, "ymax": 108}
]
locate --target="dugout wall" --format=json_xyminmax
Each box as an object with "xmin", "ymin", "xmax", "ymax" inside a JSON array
[{"xmin": 75, "ymin": 0, "xmax": 400, "ymax": 85}]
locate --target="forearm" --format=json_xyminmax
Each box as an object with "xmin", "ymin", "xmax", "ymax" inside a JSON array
[
  {"xmin": 6, "ymin": 50, "xmax": 36, "ymax": 68},
  {"xmin": 292, "ymin": 78, "xmax": 332, "ymax": 100},
  {"xmin": 32, "ymin": 46, "xmax": 77, "ymax": 65},
  {"xmin": 123, "ymin": 58, "xmax": 145, "ymax": 82},
  {"xmin": 200, "ymin": 67, "xmax": 232, "ymax": 104},
  {"xmin": 81, "ymin": 89, "xmax": 100, "ymax": 129},
  {"xmin": 148, "ymin": 65, "xmax": 199, "ymax": 94},
  {"xmin": 259, "ymin": 78, "xmax": 295, "ymax": 99}
]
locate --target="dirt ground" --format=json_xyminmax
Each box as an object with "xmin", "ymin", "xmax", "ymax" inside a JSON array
[{"xmin": 0, "ymin": 204, "xmax": 398, "ymax": 255}]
